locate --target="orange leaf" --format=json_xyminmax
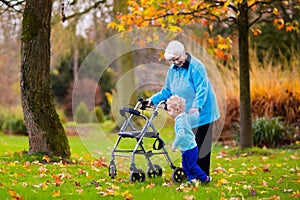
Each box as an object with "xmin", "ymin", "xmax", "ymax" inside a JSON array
[
  {"xmin": 274, "ymin": 18, "xmax": 284, "ymax": 30},
  {"xmin": 269, "ymin": 195, "xmax": 280, "ymax": 199},
  {"xmin": 146, "ymin": 181, "xmax": 156, "ymax": 188},
  {"xmin": 93, "ymin": 157, "xmax": 107, "ymax": 167},
  {"xmin": 214, "ymin": 49, "xmax": 225, "ymax": 59},
  {"xmin": 42, "ymin": 155, "xmax": 51, "ymax": 163},
  {"xmin": 7, "ymin": 188, "xmax": 24, "ymax": 200},
  {"xmin": 251, "ymin": 28, "xmax": 262, "ymax": 36},
  {"xmin": 286, "ymin": 25, "xmax": 294, "ymax": 32},
  {"xmin": 52, "ymin": 190, "xmax": 60, "ymax": 197}
]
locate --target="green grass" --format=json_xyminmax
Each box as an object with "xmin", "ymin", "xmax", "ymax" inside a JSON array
[{"xmin": 0, "ymin": 127, "xmax": 299, "ymax": 200}]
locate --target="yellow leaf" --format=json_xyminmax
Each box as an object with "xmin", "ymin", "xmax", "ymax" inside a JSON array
[
  {"xmin": 276, "ymin": 163, "xmax": 282, "ymax": 167},
  {"xmin": 217, "ymin": 43, "xmax": 230, "ymax": 50},
  {"xmin": 273, "ymin": 8, "xmax": 280, "ymax": 16},
  {"xmin": 217, "ymin": 178, "xmax": 229, "ymax": 186},
  {"xmin": 52, "ymin": 190, "xmax": 60, "ymax": 197},
  {"xmin": 228, "ymin": 168, "xmax": 235, "ymax": 173},
  {"xmin": 169, "ymin": 25, "xmax": 182, "ymax": 33},
  {"xmin": 107, "ymin": 22, "xmax": 117, "ymax": 29}
]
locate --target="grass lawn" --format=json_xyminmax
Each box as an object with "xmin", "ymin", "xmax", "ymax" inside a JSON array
[{"xmin": 0, "ymin": 123, "xmax": 299, "ymax": 200}]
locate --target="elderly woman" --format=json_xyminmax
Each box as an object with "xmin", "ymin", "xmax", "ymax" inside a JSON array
[{"xmin": 149, "ymin": 40, "xmax": 220, "ymax": 176}]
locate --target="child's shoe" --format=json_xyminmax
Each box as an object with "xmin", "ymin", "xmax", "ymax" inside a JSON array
[
  {"xmin": 185, "ymin": 179, "xmax": 199, "ymax": 187},
  {"xmin": 202, "ymin": 176, "xmax": 212, "ymax": 184}
]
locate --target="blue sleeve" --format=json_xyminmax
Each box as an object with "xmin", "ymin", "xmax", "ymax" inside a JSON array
[
  {"xmin": 172, "ymin": 127, "xmax": 185, "ymax": 148},
  {"xmin": 150, "ymin": 68, "xmax": 172, "ymax": 105},
  {"xmin": 188, "ymin": 111, "xmax": 200, "ymax": 127},
  {"xmin": 191, "ymin": 62, "xmax": 209, "ymax": 110}
]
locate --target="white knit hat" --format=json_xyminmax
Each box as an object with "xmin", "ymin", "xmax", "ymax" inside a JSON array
[{"xmin": 164, "ymin": 40, "xmax": 185, "ymax": 60}]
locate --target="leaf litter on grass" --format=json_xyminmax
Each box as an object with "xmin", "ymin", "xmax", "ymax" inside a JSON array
[{"xmin": 0, "ymin": 141, "xmax": 300, "ymax": 199}]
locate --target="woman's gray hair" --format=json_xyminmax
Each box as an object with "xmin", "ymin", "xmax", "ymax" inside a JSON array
[{"xmin": 164, "ymin": 40, "xmax": 185, "ymax": 60}]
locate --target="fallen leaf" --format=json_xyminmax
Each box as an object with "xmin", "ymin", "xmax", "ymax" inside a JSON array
[
  {"xmin": 162, "ymin": 181, "xmax": 173, "ymax": 187},
  {"xmin": 291, "ymin": 190, "xmax": 300, "ymax": 198},
  {"xmin": 184, "ymin": 195, "xmax": 195, "ymax": 200},
  {"xmin": 262, "ymin": 180, "xmax": 268, "ymax": 186},
  {"xmin": 93, "ymin": 157, "xmax": 108, "ymax": 167},
  {"xmin": 228, "ymin": 168, "xmax": 235, "ymax": 173},
  {"xmin": 52, "ymin": 190, "xmax": 60, "ymax": 197},
  {"xmin": 268, "ymin": 195, "xmax": 280, "ymax": 199},
  {"xmin": 7, "ymin": 188, "xmax": 24, "ymax": 200},
  {"xmin": 217, "ymin": 178, "xmax": 229, "ymax": 186},
  {"xmin": 251, "ymin": 188, "xmax": 256, "ymax": 196},
  {"xmin": 276, "ymin": 177, "xmax": 283, "ymax": 184},
  {"xmin": 76, "ymin": 189, "xmax": 84, "ymax": 194},
  {"xmin": 260, "ymin": 164, "xmax": 271, "ymax": 172},
  {"xmin": 43, "ymin": 155, "xmax": 51, "ymax": 163},
  {"xmin": 146, "ymin": 181, "xmax": 156, "ymax": 188},
  {"xmin": 290, "ymin": 155, "xmax": 299, "ymax": 160}
]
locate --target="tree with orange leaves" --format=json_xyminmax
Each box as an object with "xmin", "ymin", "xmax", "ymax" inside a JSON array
[{"xmin": 109, "ymin": 0, "xmax": 299, "ymax": 148}]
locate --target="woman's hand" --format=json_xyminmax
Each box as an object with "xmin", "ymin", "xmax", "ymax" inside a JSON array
[{"xmin": 189, "ymin": 107, "xmax": 199, "ymax": 114}]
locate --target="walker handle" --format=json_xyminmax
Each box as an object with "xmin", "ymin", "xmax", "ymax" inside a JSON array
[{"xmin": 119, "ymin": 107, "xmax": 141, "ymax": 117}]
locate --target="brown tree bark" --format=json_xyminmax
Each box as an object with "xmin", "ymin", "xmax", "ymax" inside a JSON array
[
  {"xmin": 237, "ymin": 1, "xmax": 253, "ymax": 148},
  {"xmin": 20, "ymin": 0, "xmax": 70, "ymax": 157}
]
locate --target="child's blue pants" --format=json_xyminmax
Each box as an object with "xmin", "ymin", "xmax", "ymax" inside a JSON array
[{"xmin": 182, "ymin": 146, "xmax": 207, "ymax": 181}]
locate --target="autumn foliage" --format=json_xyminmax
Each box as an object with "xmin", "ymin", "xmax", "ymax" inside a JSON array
[{"xmin": 109, "ymin": 0, "xmax": 299, "ymax": 60}]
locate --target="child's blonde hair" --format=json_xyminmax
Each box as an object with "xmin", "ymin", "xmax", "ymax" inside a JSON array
[{"xmin": 166, "ymin": 95, "xmax": 186, "ymax": 113}]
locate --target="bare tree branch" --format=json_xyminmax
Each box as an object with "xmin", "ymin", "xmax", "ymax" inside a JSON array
[
  {"xmin": 64, "ymin": 0, "xmax": 106, "ymax": 21},
  {"xmin": 0, "ymin": 0, "xmax": 25, "ymax": 14}
]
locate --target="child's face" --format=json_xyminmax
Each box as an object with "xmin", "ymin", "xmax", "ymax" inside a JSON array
[{"xmin": 167, "ymin": 107, "xmax": 180, "ymax": 119}]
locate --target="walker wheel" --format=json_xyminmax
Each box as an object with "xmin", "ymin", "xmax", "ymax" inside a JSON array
[
  {"xmin": 108, "ymin": 164, "xmax": 116, "ymax": 179},
  {"xmin": 171, "ymin": 167, "xmax": 186, "ymax": 183},
  {"xmin": 130, "ymin": 169, "xmax": 146, "ymax": 182},
  {"xmin": 146, "ymin": 164, "xmax": 163, "ymax": 178}
]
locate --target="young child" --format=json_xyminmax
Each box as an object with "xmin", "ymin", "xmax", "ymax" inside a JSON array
[{"xmin": 166, "ymin": 95, "xmax": 211, "ymax": 185}]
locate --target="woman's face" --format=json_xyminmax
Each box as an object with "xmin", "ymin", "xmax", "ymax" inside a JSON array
[{"xmin": 170, "ymin": 53, "xmax": 186, "ymax": 67}]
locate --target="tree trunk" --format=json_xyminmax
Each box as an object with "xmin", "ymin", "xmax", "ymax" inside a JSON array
[
  {"xmin": 113, "ymin": 0, "xmax": 136, "ymax": 106},
  {"xmin": 238, "ymin": 1, "xmax": 253, "ymax": 148},
  {"xmin": 21, "ymin": 0, "xmax": 70, "ymax": 158}
]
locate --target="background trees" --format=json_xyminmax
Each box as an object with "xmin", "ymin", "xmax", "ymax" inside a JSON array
[
  {"xmin": 0, "ymin": 0, "xmax": 113, "ymax": 157},
  {"xmin": 0, "ymin": 0, "xmax": 298, "ymax": 153},
  {"xmin": 109, "ymin": 0, "xmax": 300, "ymax": 148}
]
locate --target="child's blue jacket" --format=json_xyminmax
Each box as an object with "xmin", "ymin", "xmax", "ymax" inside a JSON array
[{"xmin": 172, "ymin": 112, "xmax": 198, "ymax": 151}]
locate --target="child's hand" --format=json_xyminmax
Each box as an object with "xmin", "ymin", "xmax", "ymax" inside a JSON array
[{"xmin": 171, "ymin": 146, "xmax": 176, "ymax": 152}]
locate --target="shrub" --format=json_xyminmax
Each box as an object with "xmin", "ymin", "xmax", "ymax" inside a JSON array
[
  {"xmin": 74, "ymin": 102, "xmax": 90, "ymax": 124},
  {"xmin": 252, "ymin": 117, "xmax": 294, "ymax": 148},
  {"xmin": 2, "ymin": 118, "xmax": 27, "ymax": 135},
  {"xmin": 91, "ymin": 106, "xmax": 105, "ymax": 124}
]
